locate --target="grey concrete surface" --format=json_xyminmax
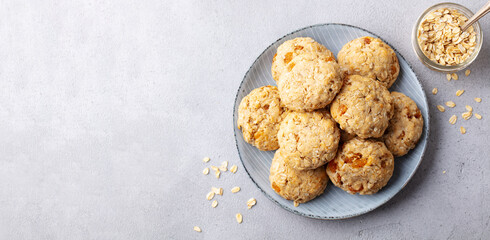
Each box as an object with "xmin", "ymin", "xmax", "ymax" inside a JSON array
[{"xmin": 0, "ymin": 0, "xmax": 489, "ymax": 239}]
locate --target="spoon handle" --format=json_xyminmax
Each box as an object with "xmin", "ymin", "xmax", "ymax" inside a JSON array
[{"xmin": 461, "ymin": 0, "xmax": 490, "ymax": 32}]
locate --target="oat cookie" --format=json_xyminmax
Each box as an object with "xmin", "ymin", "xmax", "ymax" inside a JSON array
[
  {"xmin": 382, "ymin": 92, "xmax": 424, "ymax": 157},
  {"xmin": 271, "ymin": 37, "xmax": 335, "ymax": 82},
  {"xmin": 278, "ymin": 110, "xmax": 340, "ymax": 170},
  {"xmin": 330, "ymin": 75, "xmax": 394, "ymax": 139},
  {"xmin": 278, "ymin": 53, "xmax": 343, "ymax": 111},
  {"xmin": 338, "ymin": 36, "xmax": 399, "ymax": 88},
  {"xmin": 270, "ymin": 149, "xmax": 328, "ymax": 203},
  {"xmin": 237, "ymin": 86, "xmax": 287, "ymax": 151},
  {"xmin": 326, "ymin": 138, "xmax": 394, "ymax": 195}
]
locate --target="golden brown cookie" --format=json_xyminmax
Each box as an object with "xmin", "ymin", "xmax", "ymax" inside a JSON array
[
  {"xmin": 326, "ymin": 138, "xmax": 394, "ymax": 195},
  {"xmin": 338, "ymin": 36, "xmax": 400, "ymax": 88},
  {"xmin": 270, "ymin": 149, "xmax": 328, "ymax": 204},
  {"xmin": 277, "ymin": 110, "xmax": 340, "ymax": 170},
  {"xmin": 278, "ymin": 53, "xmax": 343, "ymax": 111},
  {"xmin": 382, "ymin": 92, "xmax": 424, "ymax": 157},
  {"xmin": 237, "ymin": 86, "xmax": 287, "ymax": 151},
  {"xmin": 271, "ymin": 37, "xmax": 335, "ymax": 82},
  {"xmin": 330, "ymin": 75, "xmax": 394, "ymax": 139}
]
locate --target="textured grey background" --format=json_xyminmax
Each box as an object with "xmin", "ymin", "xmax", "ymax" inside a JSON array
[{"xmin": 0, "ymin": 0, "xmax": 488, "ymax": 239}]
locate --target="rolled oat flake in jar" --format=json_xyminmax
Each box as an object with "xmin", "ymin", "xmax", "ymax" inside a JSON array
[{"xmin": 417, "ymin": 7, "xmax": 477, "ymax": 66}]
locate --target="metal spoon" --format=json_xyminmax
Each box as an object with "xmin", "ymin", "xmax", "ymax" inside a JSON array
[{"xmin": 461, "ymin": 0, "xmax": 490, "ymax": 32}]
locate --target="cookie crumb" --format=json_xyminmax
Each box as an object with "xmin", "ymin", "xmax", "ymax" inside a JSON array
[
  {"xmin": 465, "ymin": 69, "xmax": 471, "ymax": 76},
  {"xmin": 474, "ymin": 97, "xmax": 482, "ymax": 103},
  {"xmin": 437, "ymin": 105, "xmax": 445, "ymax": 112},
  {"xmin": 230, "ymin": 165, "xmax": 238, "ymax": 173},
  {"xmin": 231, "ymin": 187, "xmax": 241, "ymax": 193},
  {"xmin": 446, "ymin": 73, "xmax": 451, "ymax": 81},
  {"xmin": 236, "ymin": 213, "xmax": 243, "ymax": 224},
  {"xmin": 193, "ymin": 226, "xmax": 202, "ymax": 232},
  {"xmin": 432, "ymin": 88, "xmax": 438, "ymax": 95},
  {"xmin": 203, "ymin": 157, "xmax": 210, "ymax": 163},
  {"xmin": 451, "ymin": 73, "xmax": 458, "ymax": 80},
  {"xmin": 445, "ymin": 101, "xmax": 456, "ymax": 108},
  {"xmin": 203, "ymin": 168, "xmax": 209, "ymax": 175},
  {"xmin": 456, "ymin": 90, "xmax": 464, "ymax": 96},
  {"xmin": 294, "ymin": 201, "xmax": 300, "ymax": 207},
  {"xmin": 247, "ymin": 198, "xmax": 257, "ymax": 209},
  {"xmin": 449, "ymin": 115, "xmax": 457, "ymax": 125},
  {"xmin": 443, "ymin": 170, "xmax": 446, "ymax": 174},
  {"xmin": 460, "ymin": 126, "xmax": 466, "ymax": 134}
]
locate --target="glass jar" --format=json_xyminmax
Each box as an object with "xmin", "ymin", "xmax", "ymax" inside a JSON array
[{"xmin": 412, "ymin": 2, "xmax": 483, "ymax": 72}]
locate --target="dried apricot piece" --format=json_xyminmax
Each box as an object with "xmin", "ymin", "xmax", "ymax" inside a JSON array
[{"xmin": 284, "ymin": 52, "xmax": 293, "ymax": 64}]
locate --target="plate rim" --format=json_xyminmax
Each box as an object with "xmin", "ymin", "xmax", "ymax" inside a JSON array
[{"xmin": 233, "ymin": 23, "xmax": 431, "ymax": 220}]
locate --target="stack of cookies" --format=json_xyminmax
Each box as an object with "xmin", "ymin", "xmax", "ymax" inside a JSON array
[{"xmin": 237, "ymin": 37, "xmax": 424, "ymax": 206}]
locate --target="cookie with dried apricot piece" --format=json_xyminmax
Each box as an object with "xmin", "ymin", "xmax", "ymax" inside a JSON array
[
  {"xmin": 338, "ymin": 36, "xmax": 399, "ymax": 88},
  {"xmin": 326, "ymin": 137, "xmax": 394, "ymax": 195},
  {"xmin": 237, "ymin": 85, "xmax": 288, "ymax": 151},
  {"xmin": 270, "ymin": 149, "xmax": 328, "ymax": 203},
  {"xmin": 272, "ymin": 37, "xmax": 336, "ymax": 82},
  {"xmin": 382, "ymin": 92, "xmax": 424, "ymax": 157}
]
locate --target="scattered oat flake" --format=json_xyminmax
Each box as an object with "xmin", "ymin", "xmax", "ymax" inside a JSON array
[
  {"xmin": 474, "ymin": 97, "xmax": 482, "ymax": 103},
  {"xmin": 445, "ymin": 101, "xmax": 456, "ymax": 108},
  {"xmin": 432, "ymin": 88, "xmax": 438, "ymax": 95},
  {"xmin": 462, "ymin": 112, "xmax": 472, "ymax": 120},
  {"xmin": 247, "ymin": 198, "xmax": 257, "ymax": 209},
  {"xmin": 236, "ymin": 213, "xmax": 243, "ymax": 224},
  {"xmin": 446, "ymin": 73, "xmax": 452, "ymax": 81},
  {"xmin": 231, "ymin": 187, "xmax": 241, "ymax": 193},
  {"xmin": 456, "ymin": 90, "xmax": 464, "ymax": 96},
  {"xmin": 215, "ymin": 170, "xmax": 221, "ymax": 179},
  {"xmin": 474, "ymin": 113, "xmax": 482, "ymax": 120},
  {"xmin": 449, "ymin": 115, "xmax": 457, "ymax": 125},
  {"xmin": 219, "ymin": 161, "xmax": 228, "ymax": 171},
  {"xmin": 443, "ymin": 170, "xmax": 446, "ymax": 174},
  {"xmin": 211, "ymin": 187, "xmax": 220, "ymax": 195},
  {"xmin": 219, "ymin": 166, "xmax": 227, "ymax": 172},
  {"xmin": 206, "ymin": 192, "xmax": 215, "ymax": 200},
  {"xmin": 437, "ymin": 105, "xmax": 445, "ymax": 112},
  {"xmin": 193, "ymin": 226, "xmax": 202, "ymax": 232},
  {"xmin": 294, "ymin": 201, "xmax": 300, "ymax": 207},
  {"xmin": 203, "ymin": 168, "xmax": 209, "ymax": 175},
  {"xmin": 203, "ymin": 157, "xmax": 210, "ymax": 163},
  {"xmin": 230, "ymin": 165, "xmax": 238, "ymax": 173},
  {"xmin": 212, "ymin": 200, "xmax": 218, "ymax": 208},
  {"xmin": 452, "ymin": 73, "xmax": 458, "ymax": 80},
  {"xmin": 465, "ymin": 105, "xmax": 473, "ymax": 112},
  {"xmin": 465, "ymin": 69, "xmax": 471, "ymax": 76},
  {"xmin": 460, "ymin": 126, "xmax": 466, "ymax": 134},
  {"xmin": 219, "ymin": 188, "xmax": 223, "ymax": 196},
  {"xmin": 210, "ymin": 166, "xmax": 219, "ymax": 172}
]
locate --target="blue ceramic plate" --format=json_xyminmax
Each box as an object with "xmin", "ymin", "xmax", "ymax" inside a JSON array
[{"xmin": 233, "ymin": 24, "xmax": 429, "ymax": 219}]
